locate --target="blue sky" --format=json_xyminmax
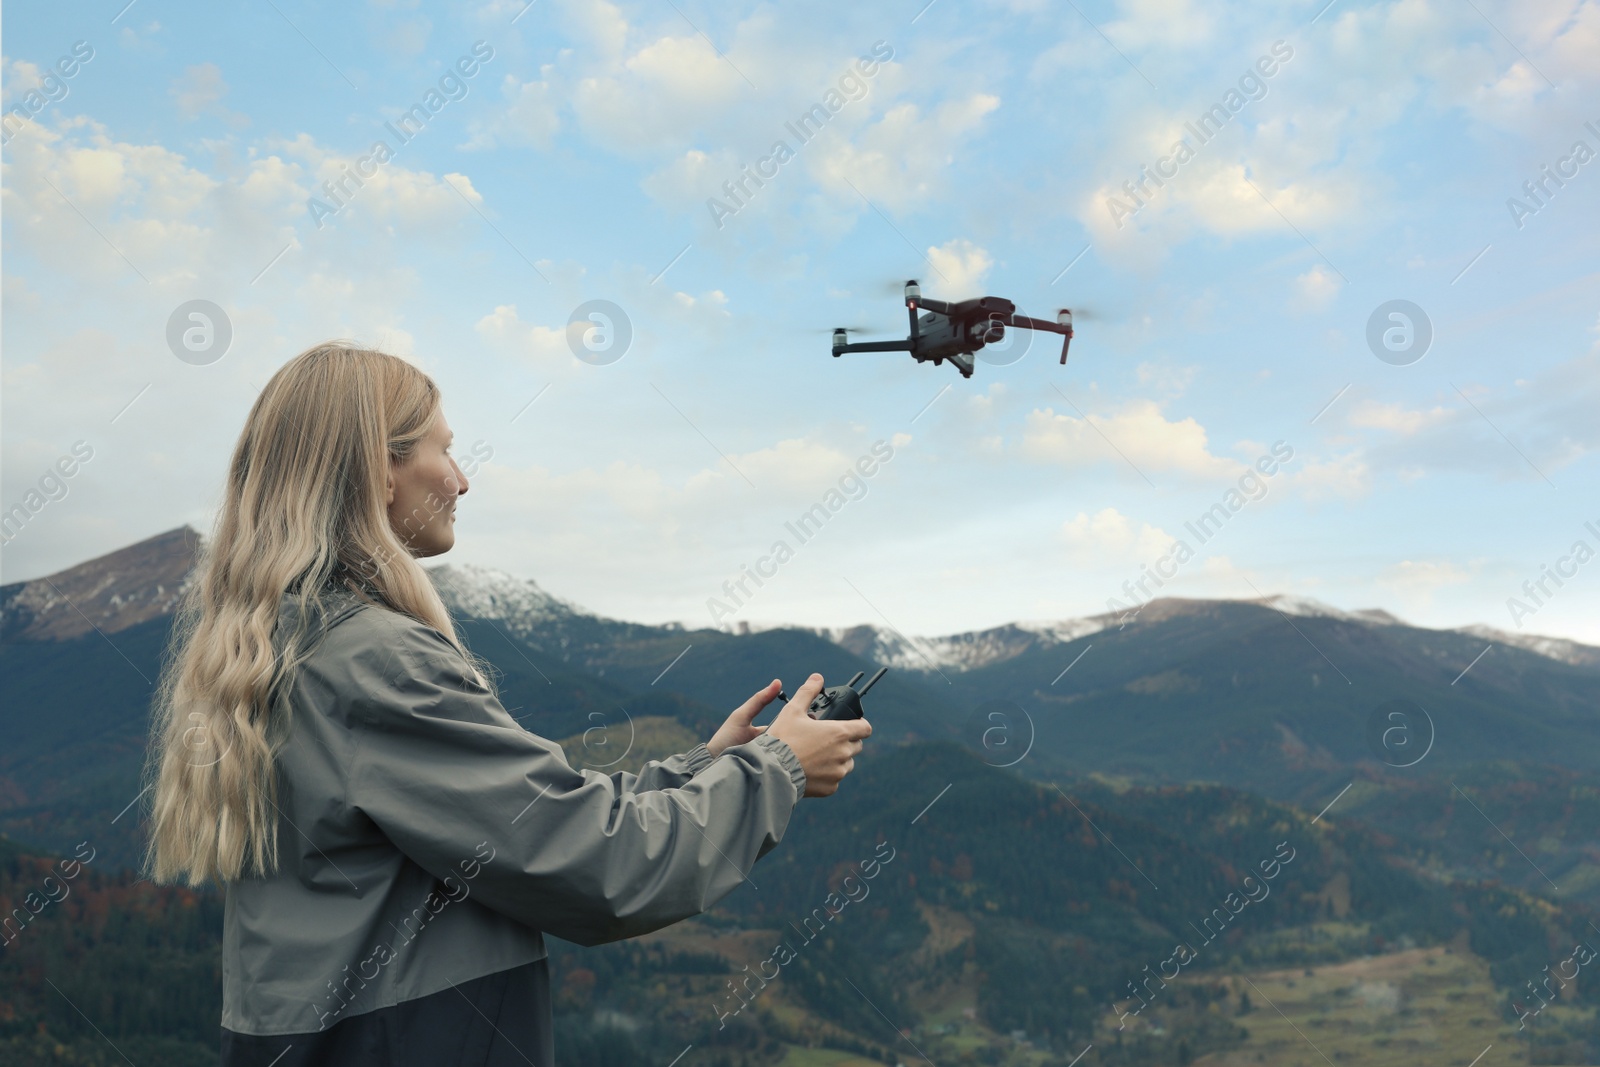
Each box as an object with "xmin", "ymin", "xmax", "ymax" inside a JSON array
[{"xmin": 3, "ymin": 0, "xmax": 1598, "ymax": 644}]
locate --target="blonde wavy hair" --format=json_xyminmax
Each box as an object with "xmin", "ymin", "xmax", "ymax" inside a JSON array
[{"xmin": 143, "ymin": 341, "xmax": 496, "ymax": 886}]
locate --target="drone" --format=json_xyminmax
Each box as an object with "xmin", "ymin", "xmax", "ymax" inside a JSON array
[{"xmin": 831, "ymin": 279, "xmax": 1075, "ymax": 379}]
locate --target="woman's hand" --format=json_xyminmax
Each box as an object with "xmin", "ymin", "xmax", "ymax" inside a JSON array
[
  {"xmin": 707, "ymin": 679, "xmax": 782, "ymax": 758},
  {"xmin": 766, "ymin": 674, "xmax": 872, "ymax": 798}
]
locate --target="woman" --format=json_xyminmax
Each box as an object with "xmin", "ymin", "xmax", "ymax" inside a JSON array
[{"xmin": 141, "ymin": 341, "xmax": 873, "ymax": 1066}]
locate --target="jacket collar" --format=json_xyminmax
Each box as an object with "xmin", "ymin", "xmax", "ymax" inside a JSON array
[{"xmin": 275, "ymin": 579, "xmax": 383, "ymax": 651}]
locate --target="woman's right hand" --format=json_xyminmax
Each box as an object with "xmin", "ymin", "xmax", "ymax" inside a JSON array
[{"xmin": 765, "ymin": 674, "xmax": 873, "ymax": 798}]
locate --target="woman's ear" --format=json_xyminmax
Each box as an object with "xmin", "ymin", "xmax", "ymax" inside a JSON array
[{"xmin": 384, "ymin": 465, "xmax": 396, "ymax": 506}]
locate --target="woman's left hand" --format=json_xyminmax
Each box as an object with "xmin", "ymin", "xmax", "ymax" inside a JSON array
[{"xmin": 707, "ymin": 679, "xmax": 782, "ymax": 758}]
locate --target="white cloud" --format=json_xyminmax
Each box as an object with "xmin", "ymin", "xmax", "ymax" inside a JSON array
[
  {"xmin": 696, "ymin": 436, "xmax": 880, "ymax": 496},
  {"xmin": 637, "ymin": 146, "xmax": 741, "ymax": 212},
  {"xmin": 813, "ymin": 93, "xmax": 1001, "ymax": 214},
  {"xmin": 377, "ymin": 14, "xmax": 433, "ymax": 56},
  {"xmin": 1346, "ymin": 337, "xmax": 1600, "ymax": 483},
  {"xmin": 1376, "ymin": 557, "xmax": 1482, "ymax": 611},
  {"xmin": 965, "ymin": 381, "xmax": 1011, "ymax": 421},
  {"xmin": 1071, "ymin": 0, "xmax": 1600, "ymax": 260},
  {"xmin": 2, "ymin": 57, "xmax": 46, "ymax": 103},
  {"xmin": 474, "ymin": 304, "xmax": 569, "ymax": 363},
  {"xmin": 1087, "ymin": 156, "xmax": 1353, "ymax": 249},
  {"xmin": 1293, "ymin": 264, "xmax": 1342, "ymax": 310},
  {"xmin": 431, "ymin": 426, "xmax": 915, "ymax": 613},
  {"xmin": 169, "ymin": 63, "xmax": 217, "ymax": 116},
  {"xmin": 1380, "ymin": 557, "xmax": 1476, "ymax": 592},
  {"xmin": 0, "ymin": 114, "xmax": 547, "ymax": 579},
  {"xmin": 571, "ymin": 34, "xmax": 743, "ymax": 156},
  {"xmin": 0, "ymin": 114, "xmax": 517, "ymax": 302},
  {"xmin": 1136, "ymin": 361, "xmax": 1198, "ymax": 396},
  {"xmin": 1059, "ymin": 506, "xmax": 1178, "ymax": 563},
  {"xmin": 923, "ymin": 238, "xmax": 993, "ymax": 300},
  {"xmin": 463, "ymin": 8, "xmax": 999, "ymax": 247},
  {"xmin": 1283, "ymin": 451, "xmax": 1370, "ymax": 501},
  {"xmin": 469, "ymin": 286, "xmax": 733, "ymax": 376},
  {"xmin": 278, "ymin": 134, "xmax": 490, "ymax": 237},
  {"xmin": 5, "ymin": 119, "xmax": 225, "ymax": 287},
  {"xmin": 1104, "ymin": 0, "xmax": 1216, "ymax": 51},
  {"xmin": 1347, "ymin": 399, "xmax": 1453, "ymax": 435},
  {"xmin": 472, "ymin": 70, "xmax": 562, "ymax": 149},
  {"xmin": 1020, "ymin": 399, "xmax": 1240, "ymax": 479},
  {"xmin": 461, "ymin": 0, "xmax": 746, "ymax": 156},
  {"xmin": 553, "ymin": 0, "xmax": 629, "ymax": 61},
  {"xmin": 116, "ymin": 20, "xmax": 165, "ymax": 55}
]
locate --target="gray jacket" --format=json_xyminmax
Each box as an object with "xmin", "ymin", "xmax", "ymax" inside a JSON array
[{"xmin": 221, "ymin": 584, "xmax": 807, "ymax": 1037}]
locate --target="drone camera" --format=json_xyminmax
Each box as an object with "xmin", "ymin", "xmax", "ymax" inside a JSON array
[{"xmin": 972, "ymin": 318, "xmax": 1005, "ymax": 345}]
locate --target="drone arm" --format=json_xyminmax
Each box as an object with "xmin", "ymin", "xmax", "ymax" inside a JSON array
[
  {"xmin": 835, "ymin": 340, "xmax": 915, "ymax": 354},
  {"xmin": 1006, "ymin": 313, "xmax": 1069, "ymax": 336}
]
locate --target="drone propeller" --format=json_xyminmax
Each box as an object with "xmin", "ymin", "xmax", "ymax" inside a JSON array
[
  {"xmin": 830, "ymin": 325, "xmax": 889, "ymax": 348},
  {"xmin": 869, "ymin": 277, "xmax": 927, "ymax": 299},
  {"xmin": 794, "ymin": 324, "xmax": 892, "ymax": 339}
]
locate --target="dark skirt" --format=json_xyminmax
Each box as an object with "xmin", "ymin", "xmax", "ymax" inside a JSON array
[{"xmin": 220, "ymin": 958, "xmax": 552, "ymax": 1067}]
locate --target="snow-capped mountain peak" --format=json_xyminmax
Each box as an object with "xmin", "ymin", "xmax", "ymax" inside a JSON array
[
  {"xmin": 1459, "ymin": 623, "xmax": 1600, "ymax": 669},
  {"xmin": 425, "ymin": 563, "xmax": 591, "ymax": 640},
  {"xmin": 8, "ymin": 530, "xmax": 1599, "ymax": 677}
]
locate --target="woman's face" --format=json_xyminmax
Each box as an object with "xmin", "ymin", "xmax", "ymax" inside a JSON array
[{"xmin": 385, "ymin": 408, "xmax": 469, "ymax": 558}]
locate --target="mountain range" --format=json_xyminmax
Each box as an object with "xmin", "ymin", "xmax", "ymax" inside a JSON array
[
  {"xmin": 5, "ymin": 526, "xmax": 1600, "ymax": 1064},
  {"xmin": 5, "ymin": 526, "xmax": 1600, "ymax": 888}
]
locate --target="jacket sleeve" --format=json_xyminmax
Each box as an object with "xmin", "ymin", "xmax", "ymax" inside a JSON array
[
  {"xmin": 604, "ymin": 744, "xmax": 716, "ymax": 794},
  {"xmin": 341, "ymin": 610, "xmax": 808, "ymax": 948}
]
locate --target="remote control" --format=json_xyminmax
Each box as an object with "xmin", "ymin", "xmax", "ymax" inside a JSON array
[{"xmin": 776, "ymin": 667, "xmax": 888, "ymax": 721}]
